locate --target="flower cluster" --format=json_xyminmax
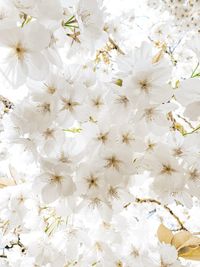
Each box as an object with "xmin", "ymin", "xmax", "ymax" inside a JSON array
[{"xmin": 0, "ymin": 0, "xmax": 199, "ymax": 266}]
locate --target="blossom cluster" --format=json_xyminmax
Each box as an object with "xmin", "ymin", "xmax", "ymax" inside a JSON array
[{"xmin": 0, "ymin": 0, "xmax": 199, "ymax": 266}]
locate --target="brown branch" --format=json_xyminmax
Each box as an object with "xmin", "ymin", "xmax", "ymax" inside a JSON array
[
  {"xmin": 4, "ymin": 235, "xmax": 26, "ymax": 253},
  {"xmin": 108, "ymin": 37, "xmax": 125, "ymax": 55},
  {"xmin": 124, "ymin": 198, "xmax": 188, "ymax": 231},
  {"xmin": 0, "ymin": 254, "xmax": 7, "ymax": 258}
]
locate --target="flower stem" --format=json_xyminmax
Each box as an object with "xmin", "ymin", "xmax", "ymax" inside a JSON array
[
  {"xmin": 191, "ymin": 62, "xmax": 200, "ymax": 78},
  {"xmin": 183, "ymin": 125, "xmax": 200, "ymax": 136}
]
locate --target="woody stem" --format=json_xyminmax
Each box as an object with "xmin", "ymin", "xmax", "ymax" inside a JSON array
[{"xmin": 124, "ymin": 198, "xmax": 188, "ymax": 231}]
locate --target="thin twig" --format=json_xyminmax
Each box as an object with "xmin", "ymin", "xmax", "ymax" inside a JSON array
[
  {"xmin": 108, "ymin": 37, "xmax": 125, "ymax": 55},
  {"xmin": 169, "ymin": 36, "xmax": 184, "ymax": 54},
  {"xmin": 190, "ymin": 62, "xmax": 199, "ymax": 78},
  {"xmin": 183, "ymin": 125, "xmax": 200, "ymax": 136},
  {"xmin": 4, "ymin": 235, "xmax": 26, "ymax": 253},
  {"xmin": 177, "ymin": 114, "xmax": 195, "ymax": 130},
  {"xmin": 0, "ymin": 254, "xmax": 7, "ymax": 258},
  {"xmin": 124, "ymin": 198, "xmax": 188, "ymax": 231}
]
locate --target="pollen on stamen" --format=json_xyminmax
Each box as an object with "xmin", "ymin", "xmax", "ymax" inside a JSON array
[
  {"xmin": 97, "ymin": 132, "xmax": 109, "ymax": 144},
  {"xmin": 50, "ymin": 174, "xmax": 63, "ymax": 184},
  {"xmin": 14, "ymin": 43, "xmax": 26, "ymax": 60},
  {"xmin": 92, "ymin": 96, "xmax": 104, "ymax": 109},
  {"xmin": 116, "ymin": 95, "xmax": 129, "ymax": 106},
  {"xmin": 37, "ymin": 103, "xmax": 51, "ymax": 114},
  {"xmin": 61, "ymin": 97, "xmax": 79, "ymax": 112},
  {"xmin": 43, "ymin": 128, "xmax": 55, "ymax": 140},
  {"xmin": 160, "ymin": 164, "xmax": 176, "ymax": 175},
  {"xmin": 189, "ymin": 168, "xmax": 200, "ymax": 182},
  {"xmin": 138, "ymin": 79, "xmax": 151, "ymax": 93},
  {"xmin": 86, "ymin": 174, "xmax": 99, "ymax": 189},
  {"xmin": 108, "ymin": 186, "xmax": 119, "ymax": 199},
  {"xmin": 144, "ymin": 108, "xmax": 155, "ymax": 121},
  {"xmin": 45, "ymin": 84, "xmax": 56, "ymax": 95},
  {"xmin": 88, "ymin": 197, "xmax": 101, "ymax": 209},
  {"xmin": 104, "ymin": 155, "xmax": 123, "ymax": 171},
  {"xmin": 121, "ymin": 132, "xmax": 134, "ymax": 144}
]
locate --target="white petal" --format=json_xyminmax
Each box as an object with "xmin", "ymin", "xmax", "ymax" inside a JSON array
[
  {"xmin": 24, "ymin": 22, "xmax": 50, "ymax": 51},
  {"xmin": 2, "ymin": 59, "xmax": 27, "ymax": 87},
  {"xmin": 61, "ymin": 177, "xmax": 75, "ymax": 196},
  {"xmin": 42, "ymin": 183, "xmax": 59, "ymax": 203},
  {"xmin": 44, "ymin": 48, "xmax": 62, "ymax": 68},
  {"xmin": 37, "ymin": 0, "xmax": 63, "ymax": 20},
  {"xmin": 27, "ymin": 52, "xmax": 49, "ymax": 80}
]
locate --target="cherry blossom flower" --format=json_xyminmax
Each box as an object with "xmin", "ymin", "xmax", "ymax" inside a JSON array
[
  {"xmin": 0, "ymin": 1, "xmax": 199, "ymax": 266},
  {"xmin": 0, "ymin": 21, "xmax": 50, "ymax": 86}
]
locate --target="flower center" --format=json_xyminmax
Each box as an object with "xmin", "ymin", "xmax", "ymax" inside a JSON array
[
  {"xmin": 138, "ymin": 79, "xmax": 151, "ymax": 93},
  {"xmin": 97, "ymin": 132, "xmax": 109, "ymax": 144},
  {"xmin": 86, "ymin": 174, "xmax": 99, "ymax": 189},
  {"xmin": 43, "ymin": 128, "xmax": 55, "ymax": 139},
  {"xmin": 14, "ymin": 43, "xmax": 26, "ymax": 60},
  {"xmin": 116, "ymin": 95, "xmax": 129, "ymax": 106},
  {"xmin": 61, "ymin": 97, "xmax": 79, "ymax": 112},
  {"xmin": 189, "ymin": 168, "xmax": 199, "ymax": 181},
  {"xmin": 50, "ymin": 174, "xmax": 63, "ymax": 184},
  {"xmin": 104, "ymin": 155, "xmax": 122, "ymax": 171},
  {"xmin": 160, "ymin": 164, "xmax": 176, "ymax": 175}
]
